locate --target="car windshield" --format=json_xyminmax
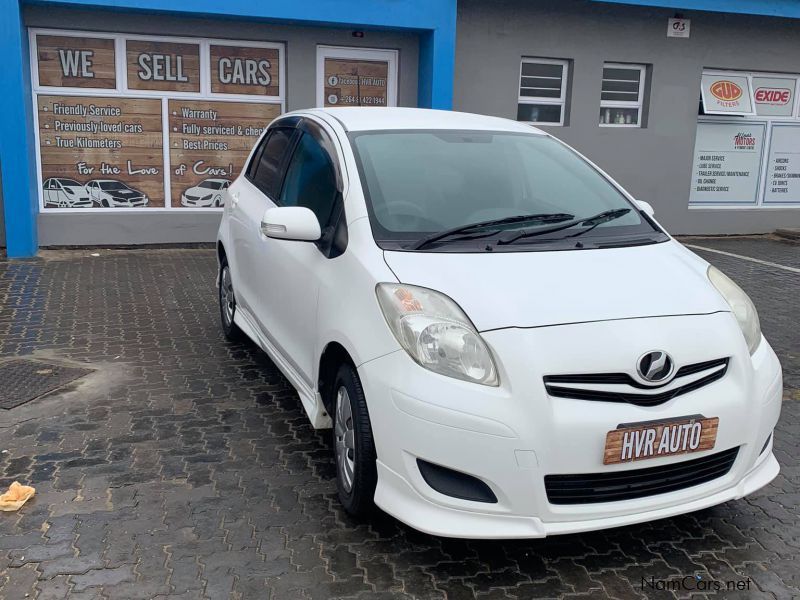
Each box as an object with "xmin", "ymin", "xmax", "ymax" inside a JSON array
[
  {"xmin": 350, "ymin": 130, "xmax": 663, "ymax": 251},
  {"xmin": 59, "ymin": 179, "xmax": 81, "ymax": 186},
  {"xmin": 99, "ymin": 182, "xmax": 129, "ymax": 191},
  {"xmin": 198, "ymin": 180, "xmax": 224, "ymax": 190}
]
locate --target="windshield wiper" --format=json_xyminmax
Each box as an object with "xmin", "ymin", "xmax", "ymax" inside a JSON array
[
  {"xmin": 496, "ymin": 208, "xmax": 631, "ymax": 246},
  {"xmin": 410, "ymin": 213, "xmax": 574, "ymax": 250}
]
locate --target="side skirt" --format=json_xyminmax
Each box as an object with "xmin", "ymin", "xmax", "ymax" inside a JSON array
[{"xmin": 234, "ymin": 307, "xmax": 332, "ymax": 429}]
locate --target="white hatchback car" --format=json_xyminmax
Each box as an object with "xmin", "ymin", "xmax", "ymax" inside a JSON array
[{"xmin": 216, "ymin": 108, "xmax": 782, "ymax": 539}]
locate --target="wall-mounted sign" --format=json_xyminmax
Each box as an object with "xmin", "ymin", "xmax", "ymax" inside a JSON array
[
  {"xmin": 316, "ymin": 46, "xmax": 398, "ymax": 108},
  {"xmin": 32, "ymin": 30, "xmax": 285, "ymax": 211},
  {"xmin": 209, "ymin": 44, "xmax": 281, "ymax": 97},
  {"xmin": 764, "ymin": 124, "xmax": 800, "ymax": 204},
  {"xmin": 689, "ymin": 122, "xmax": 766, "ymax": 205},
  {"xmin": 126, "ymin": 40, "xmax": 200, "ymax": 93},
  {"xmin": 168, "ymin": 100, "xmax": 280, "ymax": 207},
  {"xmin": 667, "ymin": 18, "xmax": 691, "ymax": 38},
  {"xmin": 752, "ymin": 76, "xmax": 796, "ymax": 117},
  {"xmin": 36, "ymin": 34, "xmax": 116, "ymax": 89},
  {"xmin": 323, "ymin": 58, "xmax": 389, "ymax": 107},
  {"xmin": 37, "ymin": 95, "xmax": 164, "ymax": 208},
  {"xmin": 700, "ymin": 73, "xmax": 754, "ymax": 115}
]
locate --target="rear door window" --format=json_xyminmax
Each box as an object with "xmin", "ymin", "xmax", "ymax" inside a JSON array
[{"xmin": 250, "ymin": 127, "xmax": 296, "ymax": 199}]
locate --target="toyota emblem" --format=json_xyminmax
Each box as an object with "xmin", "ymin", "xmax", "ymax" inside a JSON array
[{"xmin": 637, "ymin": 351, "xmax": 675, "ymax": 384}]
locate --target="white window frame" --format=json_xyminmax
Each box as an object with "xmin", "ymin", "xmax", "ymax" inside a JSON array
[
  {"xmin": 315, "ymin": 45, "xmax": 398, "ymax": 109},
  {"xmin": 517, "ymin": 57, "xmax": 569, "ymax": 126},
  {"xmin": 599, "ymin": 62, "xmax": 646, "ymax": 128},
  {"xmin": 29, "ymin": 27, "xmax": 286, "ymax": 214}
]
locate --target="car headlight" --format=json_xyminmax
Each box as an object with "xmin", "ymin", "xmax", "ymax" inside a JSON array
[
  {"xmin": 707, "ymin": 265, "xmax": 761, "ymax": 354},
  {"xmin": 202, "ymin": 194, "xmax": 213, "ymax": 201},
  {"xmin": 376, "ymin": 283, "xmax": 498, "ymax": 386}
]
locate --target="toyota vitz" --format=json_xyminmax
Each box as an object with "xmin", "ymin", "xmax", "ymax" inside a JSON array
[{"xmin": 216, "ymin": 108, "xmax": 782, "ymax": 538}]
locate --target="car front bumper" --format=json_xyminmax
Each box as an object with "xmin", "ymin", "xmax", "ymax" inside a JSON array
[
  {"xmin": 181, "ymin": 195, "xmax": 214, "ymax": 207},
  {"xmin": 358, "ymin": 313, "xmax": 782, "ymax": 539}
]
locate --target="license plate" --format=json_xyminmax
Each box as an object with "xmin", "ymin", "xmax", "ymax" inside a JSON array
[{"xmin": 603, "ymin": 416, "xmax": 719, "ymax": 465}]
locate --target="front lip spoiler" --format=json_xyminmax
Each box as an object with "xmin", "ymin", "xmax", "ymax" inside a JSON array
[{"xmin": 478, "ymin": 310, "xmax": 730, "ymax": 334}]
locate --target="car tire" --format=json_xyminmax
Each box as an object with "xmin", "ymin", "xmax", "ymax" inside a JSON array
[
  {"xmin": 101, "ymin": 199, "xmax": 109, "ymax": 208},
  {"xmin": 218, "ymin": 257, "xmax": 243, "ymax": 342},
  {"xmin": 333, "ymin": 363, "xmax": 377, "ymax": 518}
]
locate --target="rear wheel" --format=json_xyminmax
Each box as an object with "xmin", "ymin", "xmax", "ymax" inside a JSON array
[
  {"xmin": 219, "ymin": 258, "xmax": 243, "ymax": 342},
  {"xmin": 333, "ymin": 364, "xmax": 377, "ymax": 517}
]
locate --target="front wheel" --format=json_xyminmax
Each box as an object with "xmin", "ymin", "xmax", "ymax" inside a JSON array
[
  {"xmin": 333, "ymin": 364, "xmax": 377, "ymax": 517},
  {"xmin": 218, "ymin": 258, "xmax": 243, "ymax": 342}
]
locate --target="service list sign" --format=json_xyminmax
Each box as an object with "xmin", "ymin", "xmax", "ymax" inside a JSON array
[
  {"xmin": 38, "ymin": 95, "xmax": 164, "ymax": 208},
  {"xmin": 764, "ymin": 125, "xmax": 800, "ymax": 204},
  {"xmin": 168, "ymin": 100, "xmax": 280, "ymax": 207},
  {"xmin": 689, "ymin": 122, "xmax": 766, "ymax": 205},
  {"xmin": 324, "ymin": 58, "xmax": 389, "ymax": 107}
]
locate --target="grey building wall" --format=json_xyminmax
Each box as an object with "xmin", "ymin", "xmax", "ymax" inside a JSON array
[
  {"xmin": 454, "ymin": 0, "xmax": 800, "ymax": 234},
  {"xmin": 24, "ymin": 6, "xmax": 420, "ymax": 246}
]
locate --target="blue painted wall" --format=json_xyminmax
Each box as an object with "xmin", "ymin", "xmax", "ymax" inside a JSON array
[{"xmin": 0, "ymin": 0, "xmax": 457, "ymax": 257}]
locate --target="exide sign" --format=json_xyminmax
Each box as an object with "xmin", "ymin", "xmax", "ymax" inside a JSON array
[{"xmin": 754, "ymin": 87, "xmax": 791, "ymax": 105}]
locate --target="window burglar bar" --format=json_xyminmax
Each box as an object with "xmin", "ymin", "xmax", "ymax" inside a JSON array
[{"xmin": 600, "ymin": 63, "xmax": 646, "ymax": 127}]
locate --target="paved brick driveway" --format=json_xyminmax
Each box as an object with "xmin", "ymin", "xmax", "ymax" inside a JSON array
[{"xmin": 0, "ymin": 236, "xmax": 797, "ymax": 600}]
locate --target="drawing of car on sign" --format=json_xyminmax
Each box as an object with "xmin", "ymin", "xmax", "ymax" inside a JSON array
[
  {"xmin": 86, "ymin": 180, "xmax": 150, "ymax": 207},
  {"xmin": 181, "ymin": 178, "xmax": 231, "ymax": 207},
  {"xmin": 42, "ymin": 178, "xmax": 92, "ymax": 208}
]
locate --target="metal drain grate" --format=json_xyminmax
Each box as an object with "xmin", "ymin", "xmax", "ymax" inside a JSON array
[{"xmin": 0, "ymin": 359, "xmax": 93, "ymax": 409}]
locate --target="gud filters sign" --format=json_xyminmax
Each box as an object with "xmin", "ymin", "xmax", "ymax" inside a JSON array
[
  {"xmin": 32, "ymin": 30, "xmax": 284, "ymax": 211},
  {"xmin": 701, "ymin": 74, "xmax": 753, "ymax": 114}
]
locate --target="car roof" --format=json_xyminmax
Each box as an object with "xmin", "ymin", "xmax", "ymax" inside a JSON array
[
  {"xmin": 288, "ymin": 107, "xmax": 546, "ymax": 135},
  {"xmin": 201, "ymin": 178, "xmax": 228, "ymax": 183}
]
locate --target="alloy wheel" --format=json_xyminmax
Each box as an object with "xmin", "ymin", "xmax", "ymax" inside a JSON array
[
  {"xmin": 220, "ymin": 266, "xmax": 235, "ymax": 327},
  {"xmin": 334, "ymin": 386, "xmax": 356, "ymax": 493}
]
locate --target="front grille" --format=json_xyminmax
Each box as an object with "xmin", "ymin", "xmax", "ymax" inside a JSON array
[
  {"xmin": 543, "ymin": 358, "xmax": 728, "ymax": 407},
  {"xmin": 544, "ymin": 446, "xmax": 739, "ymax": 505}
]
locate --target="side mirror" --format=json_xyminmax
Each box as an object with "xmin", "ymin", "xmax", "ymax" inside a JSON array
[
  {"xmin": 261, "ymin": 206, "xmax": 321, "ymax": 242},
  {"xmin": 635, "ymin": 200, "xmax": 655, "ymax": 217}
]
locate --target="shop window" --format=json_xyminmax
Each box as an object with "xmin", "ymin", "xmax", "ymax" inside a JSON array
[
  {"xmin": 517, "ymin": 58, "xmax": 569, "ymax": 126},
  {"xmin": 599, "ymin": 63, "xmax": 646, "ymax": 127}
]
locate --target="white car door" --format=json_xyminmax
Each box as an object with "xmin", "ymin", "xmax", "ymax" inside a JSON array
[
  {"xmin": 251, "ymin": 120, "xmax": 346, "ymax": 386},
  {"xmin": 228, "ymin": 125, "xmax": 298, "ymax": 317}
]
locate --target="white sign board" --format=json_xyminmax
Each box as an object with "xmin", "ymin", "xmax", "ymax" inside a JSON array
[
  {"xmin": 752, "ymin": 76, "xmax": 796, "ymax": 117},
  {"xmin": 701, "ymin": 74, "xmax": 754, "ymax": 115},
  {"xmin": 689, "ymin": 122, "xmax": 766, "ymax": 205},
  {"xmin": 764, "ymin": 124, "xmax": 800, "ymax": 204},
  {"xmin": 667, "ymin": 18, "xmax": 691, "ymax": 38}
]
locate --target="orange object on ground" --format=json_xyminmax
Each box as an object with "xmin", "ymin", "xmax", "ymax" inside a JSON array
[{"xmin": 0, "ymin": 482, "xmax": 36, "ymax": 511}]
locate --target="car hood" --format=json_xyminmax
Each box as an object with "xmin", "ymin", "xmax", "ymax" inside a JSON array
[
  {"xmin": 382, "ymin": 240, "xmax": 729, "ymax": 331},
  {"xmin": 109, "ymin": 189, "xmax": 140, "ymax": 198},
  {"xmin": 186, "ymin": 187, "xmax": 214, "ymax": 196}
]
